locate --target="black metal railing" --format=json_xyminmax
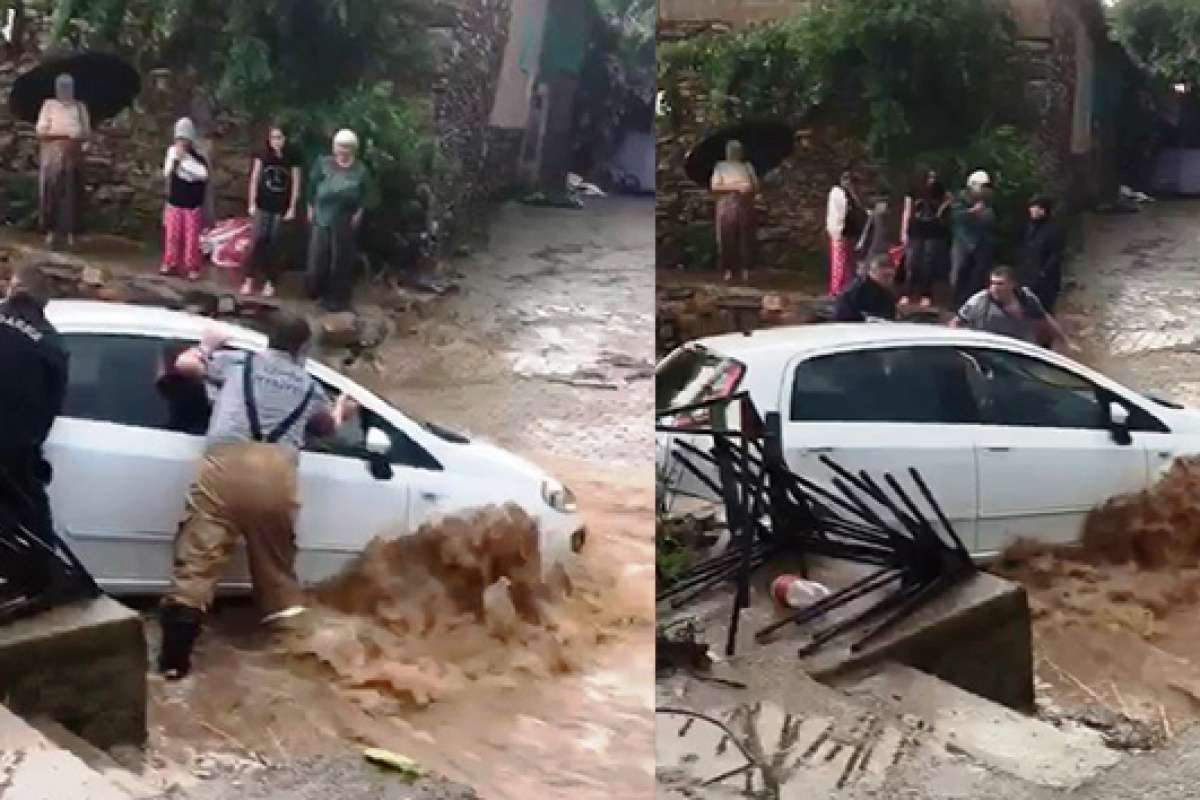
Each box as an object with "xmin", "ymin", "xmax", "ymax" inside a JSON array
[{"xmin": 657, "ymin": 393, "xmax": 976, "ymax": 657}]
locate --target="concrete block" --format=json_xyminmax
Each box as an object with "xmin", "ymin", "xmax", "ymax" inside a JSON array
[
  {"xmin": 0, "ymin": 598, "xmax": 146, "ymax": 749},
  {"xmin": 801, "ymin": 571, "xmax": 1035, "ymax": 711}
]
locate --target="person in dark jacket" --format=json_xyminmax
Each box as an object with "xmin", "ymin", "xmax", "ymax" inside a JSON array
[
  {"xmin": 1019, "ymin": 196, "xmax": 1067, "ymax": 312},
  {"xmin": 0, "ymin": 265, "xmax": 69, "ymax": 557},
  {"xmin": 833, "ymin": 254, "xmax": 897, "ymax": 322}
]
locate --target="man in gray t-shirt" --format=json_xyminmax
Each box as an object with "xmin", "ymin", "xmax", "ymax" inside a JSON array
[
  {"xmin": 156, "ymin": 314, "xmax": 357, "ymax": 680},
  {"xmin": 951, "ymin": 266, "xmax": 1076, "ymax": 351}
]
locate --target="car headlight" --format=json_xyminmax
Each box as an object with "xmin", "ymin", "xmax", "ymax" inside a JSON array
[{"xmin": 541, "ymin": 480, "xmax": 578, "ymax": 513}]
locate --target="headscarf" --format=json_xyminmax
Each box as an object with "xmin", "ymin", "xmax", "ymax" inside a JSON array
[
  {"xmin": 173, "ymin": 117, "xmax": 198, "ymax": 143},
  {"xmin": 54, "ymin": 74, "xmax": 75, "ymax": 102},
  {"xmin": 333, "ymin": 129, "xmax": 359, "ymax": 150}
]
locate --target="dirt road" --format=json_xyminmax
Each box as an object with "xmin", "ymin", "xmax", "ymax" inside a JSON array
[{"xmin": 127, "ymin": 197, "xmax": 656, "ymax": 798}]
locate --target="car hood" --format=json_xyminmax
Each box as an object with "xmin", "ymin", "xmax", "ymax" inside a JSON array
[
  {"xmin": 458, "ymin": 437, "xmax": 553, "ymax": 485},
  {"xmin": 1158, "ymin": 404, "xmax": 1200, "ymax": 433}
]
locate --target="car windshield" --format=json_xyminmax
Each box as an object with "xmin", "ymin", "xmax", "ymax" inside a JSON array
[{"xmin": 656, "ymin": 346, "xmax": 746, "ymax": 427}]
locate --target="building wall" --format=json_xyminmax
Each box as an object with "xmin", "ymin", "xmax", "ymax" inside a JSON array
[{"xmin": 489, "ymin": 0, "xmax": 548, "ymax": 129}]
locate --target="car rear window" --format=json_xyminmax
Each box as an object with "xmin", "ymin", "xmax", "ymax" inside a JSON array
[{"xmin": 656, "ymin": 346, "xmax": 746, "ymax": 427}]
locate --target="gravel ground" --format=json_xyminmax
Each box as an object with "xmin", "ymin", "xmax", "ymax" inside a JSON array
[{"xmin": 156, "ymin": 755, "xmax": 480, "ymax": 800}]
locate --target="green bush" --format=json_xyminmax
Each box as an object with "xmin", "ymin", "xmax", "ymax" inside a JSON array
[
  {"xmin": 916, "ymin": 125, "xmax": 1049, "ymax": 264},
  {"xmin": 658, "ymin": 0, "xmax": 1019, "ymax": 165}
]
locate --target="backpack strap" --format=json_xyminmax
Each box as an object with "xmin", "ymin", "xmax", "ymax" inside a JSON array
[{"xmin": 242, "ymin": 352, "xmax": 263, "ymax": 442}]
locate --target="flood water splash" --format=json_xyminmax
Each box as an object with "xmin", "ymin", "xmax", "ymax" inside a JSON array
[{"xmin": 285, "ymin": 504, "xmax": 605, "ymax": 707}]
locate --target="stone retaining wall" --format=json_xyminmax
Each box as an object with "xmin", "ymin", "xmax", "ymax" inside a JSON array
[{"xmin": 0, "ymin": 0, "xmax": 516, "ymax": 248}]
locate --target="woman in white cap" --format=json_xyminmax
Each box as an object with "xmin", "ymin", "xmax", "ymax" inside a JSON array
[
  {"xmin": 305, "ymin": 128, "xmax": 379, "ymax": 312},
  {"xmin": 35, "ymin": 73, "xmax": 90, "ymax": 249},
  {"xmin": 161, "ymin": 117, "xmax": 210, "ymax": 281}
]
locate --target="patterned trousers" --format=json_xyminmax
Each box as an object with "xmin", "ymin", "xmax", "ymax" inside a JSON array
[
  {"xmin": 829, "ymin": 236, "xmax": 854, "ymax": 297},
  {"xmin": 162, "ymin": 205, "xmax": 204, "ymax": 274}
]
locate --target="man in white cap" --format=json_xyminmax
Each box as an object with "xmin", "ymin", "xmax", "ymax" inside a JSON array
[{"xmin": 949, "ymin": 169, "xmax": 996, "ymax": 307}]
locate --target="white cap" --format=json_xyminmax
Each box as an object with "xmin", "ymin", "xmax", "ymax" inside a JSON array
[
  {"xmin": 173, "ymin": 117, "xmax": 197, "ymax": 142},
  {"xmin": 333, "ymin": 128, "xmax": 359, "ymax": 148},
  {"xmin": 967, "ymin": 170, "xmax": 991, "ymax": 189}
]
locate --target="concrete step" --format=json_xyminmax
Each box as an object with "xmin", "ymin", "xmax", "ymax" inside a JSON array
[
  {"xmin": 0, "ymin": 704, "xmax": 132, "ymax": 800},
  {"xmin": 835, "ymin": 662, "xmax": 1122, "ymax": 790},
  {"xmin": 658, "ymin": 667, "xmax": 923, "ymax": 797},
  {"xmin": 29, "ymin": 717, "xmax": 161, "ymax": 799}
]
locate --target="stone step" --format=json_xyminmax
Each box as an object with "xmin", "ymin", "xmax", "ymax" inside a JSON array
[
  {"xmin": 836, "ymin": 662, "xmax": 1122, "ymax": 790},
  {"xmin": 0, "ymin": 704, "xmax": 132, "ymax": 800},
  {"xmin": 28, "ymin": 717, "xmax": 160, "ymax": 799}
]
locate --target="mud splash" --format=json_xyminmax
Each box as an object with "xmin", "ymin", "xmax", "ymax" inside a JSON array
[
  {"xmin": 994, "ymin": 458, "xmax": 1200, "ymax": 737},
  {"xmin": 286, "ymin": 504, "xmax": 601, "ymax": 707}
]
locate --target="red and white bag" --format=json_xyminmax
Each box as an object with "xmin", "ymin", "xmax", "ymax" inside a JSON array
[{"xmin": 200, "ymin": 217, "xmax": 253, "ymax": 269}]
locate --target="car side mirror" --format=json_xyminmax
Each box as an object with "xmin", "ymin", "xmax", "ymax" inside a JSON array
[
  {"xmin": 365, "ymin": 427, "xmax": 391, "ymax": 455},
  {"xmin": 1109, "ymin": 401, "xmax": 1132, "ymax": 446}
]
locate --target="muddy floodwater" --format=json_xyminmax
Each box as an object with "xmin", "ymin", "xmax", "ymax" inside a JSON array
[
  {"xmin": 996, "ymin": 201, "xmax": 1200, "ymax": 744},
  {"xmin": 136, "ymin": 197, "xmax": 655, "ymax": 798}
]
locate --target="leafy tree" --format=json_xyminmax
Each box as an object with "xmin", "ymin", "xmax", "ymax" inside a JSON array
[
  {"xmin": 1112, "ymin": 0, "xmax": 1200, "ymax": 87},
  {"xmin": 659, "ymin": 0, "xmax": 1022, "ymax": 168}
]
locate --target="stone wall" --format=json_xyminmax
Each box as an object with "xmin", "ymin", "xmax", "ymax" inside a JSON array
[
  {"xmin": 430, "ymin": 0, "xmax": 515, "ymax": 235},
  {"xmin": 656, "ymin": 2, "xmax": 1119, "ymax": 272},
  {"xmin": 1, "ymin": 0, "xmax": 517, "ymax": 247},
  {"xmin": 656, "ymin": 21, "xmax": 880, "ymax": 272},
  {"xmin": 0, "ymin": 62, "xmax": 254, "ymax": 239}
]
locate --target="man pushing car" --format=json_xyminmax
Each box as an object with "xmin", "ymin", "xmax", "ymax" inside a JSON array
[{"xmin": 158, "ymin": 313, "xmax": 357, "ymax": 680}]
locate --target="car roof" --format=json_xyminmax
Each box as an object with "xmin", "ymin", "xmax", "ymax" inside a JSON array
[
  {"xmin": 684, "ymin": 322, "xmax": 1028, "ymax": 359},
  {"xmin": 45, "ymin": 299, "xmax": 267, "ymax": 345}
]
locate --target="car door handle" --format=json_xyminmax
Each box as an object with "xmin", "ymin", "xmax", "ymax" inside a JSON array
[
  {"xmin": 985, "ymin": 446, "xmax": 1011, "ymax": 453},
  {"xmin": 421, "ymin": 492, "xmax": 439, "ymax": 502},
  {"xmin": 805, "ymin": 447, "xmax": 835, "ymax": 454}
]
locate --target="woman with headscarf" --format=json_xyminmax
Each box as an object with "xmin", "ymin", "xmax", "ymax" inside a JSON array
[
  {"xmin": 35, "ymin": 74, "xmax": 90, "ymax": 248},
  {"xmin": 160, "ymin": 118, "xmax": 210, "ymax": 281},
  {"xmin": 305, "ymin": 129, "xmax": 379, "ymax": 312},
  {"xmin": 709, "ymin": 140, "xmax": 758, "ymax": 283}
]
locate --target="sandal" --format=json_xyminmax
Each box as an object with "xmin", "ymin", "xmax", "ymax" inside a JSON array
[
  {"xmin": 239, "ymin": 278, "xmax": 254, "ymax": 296},
  {"xmin": 262, "ymin": 282, "xmax": 276, "ymax": 298},
  {"xmin": 186, "ymin": 270, "xmax": 201, "ymax": 282},
  {"xmin": 159, "ymin": 265, "xmax": 174, "ymax": 276}
]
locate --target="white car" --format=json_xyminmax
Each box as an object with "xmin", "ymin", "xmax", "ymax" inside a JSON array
[
  {"xmin": 657, "ymin": 323, "xmax": 1200, "ymax": 558},
  {"xmin": 41, "ymin": 300, "xmax": 586, "ymax": 594}
]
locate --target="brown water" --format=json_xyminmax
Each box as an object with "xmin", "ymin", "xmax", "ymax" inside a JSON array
[
  {"xmin": 143, "ymin": 458, "xmax": 655, "ymax": 798},
  {"xmin": 993, "ymin": 457, "xmax": 1200, "ymax": 740}
]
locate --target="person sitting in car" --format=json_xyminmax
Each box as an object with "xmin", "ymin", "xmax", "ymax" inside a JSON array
[
  {"xmin": 832, "ymin": 254, "xmax": 897, "ymax": 322},
  {"xmin": 951, "ymin": 266, "xmax": 1076, "ymax": 351}
]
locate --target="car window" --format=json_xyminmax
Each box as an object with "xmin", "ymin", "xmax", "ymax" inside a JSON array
[
  {"xmin": 964, "ymin": 348, "xmax": 1106, "ymax": 429},
  {"xmin": 656, "ymin": 345, "xmax": 746, "ymax": 428},
  {"xmin": 790, "ymin": 347, "xmax": 977, "ymax": 424},
  {"xmin": 61, "ymin": 334, "xmax": 208, "ymax": 433},
  {"xmin": 307, "ymin": 378, "xmax": 442, "ymax": 471}
]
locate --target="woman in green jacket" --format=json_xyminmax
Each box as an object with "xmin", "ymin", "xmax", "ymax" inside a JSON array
[{"xmin": 305, "ymin": 128, "xmax": 379, "ymax": 311}]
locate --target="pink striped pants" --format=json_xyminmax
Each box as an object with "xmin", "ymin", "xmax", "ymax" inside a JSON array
[
  {"xmin": 829, "ymin": 236, "xmax": 854, "ymax": 297},
  {"xmin": 162, "ymin": 205, "xmax": 203, "ymax": 274}
]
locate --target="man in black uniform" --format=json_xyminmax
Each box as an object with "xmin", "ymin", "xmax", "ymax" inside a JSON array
[{"xmin": 0, "ymin": 264, "xmax": 68, "ymax": 559}]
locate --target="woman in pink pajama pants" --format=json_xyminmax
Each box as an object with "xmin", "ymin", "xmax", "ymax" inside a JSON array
[{"xmin": 161, "ymin": 118, "xmax": 210, "ymax": 281}]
